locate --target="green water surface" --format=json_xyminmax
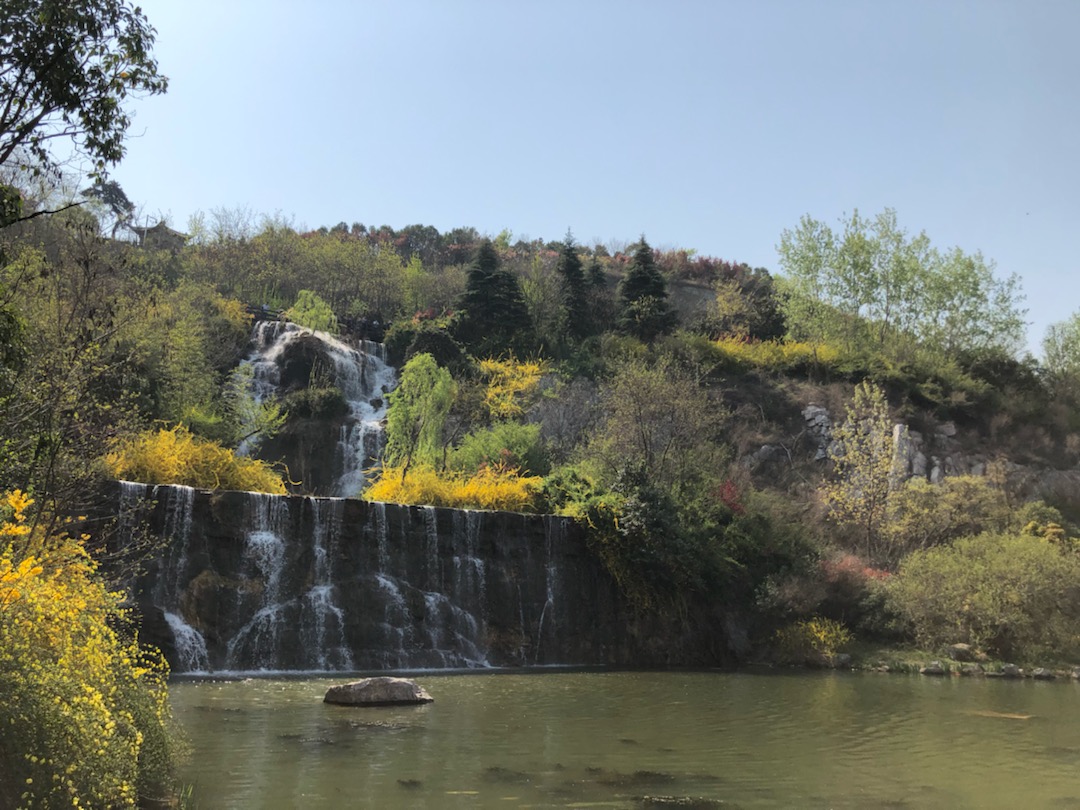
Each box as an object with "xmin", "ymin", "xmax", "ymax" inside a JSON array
[{"xmin": 171, "ymin": 670, "xmax": 1080, "ymax": 809}]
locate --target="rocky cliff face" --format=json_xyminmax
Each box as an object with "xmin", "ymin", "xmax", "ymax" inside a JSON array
[{"xmin": 115, "ymin": 482, "xmax": 730, "ymax": 673}]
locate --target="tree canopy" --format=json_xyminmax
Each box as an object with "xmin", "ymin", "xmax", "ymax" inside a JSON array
[
  {"xmin": 0, "ymin": 0, "xmax": 168, "ymax": 179},
  {"xmin": 777, "ymin": 209, "xmax": 1026, "ymax": 357}
]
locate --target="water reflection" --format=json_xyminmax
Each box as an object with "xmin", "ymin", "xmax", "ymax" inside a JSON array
[{"xmin": 171, "ymin": 671, "xmax": 1080, "ymax": 809}]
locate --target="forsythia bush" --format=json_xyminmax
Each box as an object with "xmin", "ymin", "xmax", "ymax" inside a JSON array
[
  {"xmin": 365, "ymin": 464, "xmax": 543, "ymax": 512},
  {"xmin": 0, "ymin": 492, "xmax": 177, "ymax": 808},
  {"xmin": 774, "ymin": 617, "xmax": 854, "ymax": 664},
  {"xmin": 105, "ymin": 425, "xmax": 286, "ymax": 493},
  {"xmin": 712, "ymin": 337, "xmax": 840, "ymax": 371},
  {"xmin": 479, "ymin": 356, "xmax": 549, "ymax": 419}
]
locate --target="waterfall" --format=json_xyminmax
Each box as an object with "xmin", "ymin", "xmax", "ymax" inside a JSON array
[
  {"xmin": 114, "ymin": 321, "xmax": 610, "ymax": 675},
  {"xmin": 122, "ymin": 485, "xmax": 596, "ymax": 673},
  {"xmin": 165, "ymin": 612, "xmax": 209, "ymax": 672},
  {"xmin": 240, "ymin": 321, "xmax": 396, "ymax": 496}
]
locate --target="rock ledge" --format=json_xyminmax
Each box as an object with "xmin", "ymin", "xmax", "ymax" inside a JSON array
[{"xmin": 324, "ymin": 677, "xmax": 434, "ymax": 706}]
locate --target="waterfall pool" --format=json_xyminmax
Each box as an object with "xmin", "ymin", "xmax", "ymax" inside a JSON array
[{"xmin": 170, "ymin": 669, "xmax": 1080, "ymax": 808}]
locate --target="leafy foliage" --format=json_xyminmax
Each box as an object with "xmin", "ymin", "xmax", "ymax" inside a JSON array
[
  {"xmin": 285, "ymin": 289, "xmax": 338, "ymax": 334},
  {"xmin": 0, "ymin": 0, "xmax": 168, "ymax": 179},
  {"xmin": 882, "ymin": 475, "xmax": 1010, "ymax": 561},
  {"xmin": 888, "ymin": 533, "xmax": 1080, "ymax": 660},
  {"xmin": 104, "ymin": 425, "xmax": 286, "ymax": 493},
  {"xmin": 821, "ymin": 381, "xmax": 895, "ymax": 561},
  {"xmin": 448, "ymin": 422, "xmax": 549, "ymax": 476},
  {"xmin": 586, "ymin": 352, "xmax": 726, "ymax": 496}
]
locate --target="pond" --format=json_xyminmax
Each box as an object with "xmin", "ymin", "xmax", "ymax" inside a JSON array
[{"xmin": 171, "ymin": 670, "xmax": 1080, "ymax": 809}]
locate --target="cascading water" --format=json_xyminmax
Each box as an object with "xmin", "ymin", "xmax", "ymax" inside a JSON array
[
  {"xmin": 113, "ymin": 319, "xmax": 628, "ymax": 675},
  {"xmin": 121, "ymin": 484, "xmax": 601, "ymax": 674},
  {"xmin": 241, "ymin": 321, "xmax": 396, "ymax": 496}
]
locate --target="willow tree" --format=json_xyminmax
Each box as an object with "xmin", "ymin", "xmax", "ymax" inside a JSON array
[{"xmin": 383, "ymin": 353, "xmax": 455, "ymax": 480}]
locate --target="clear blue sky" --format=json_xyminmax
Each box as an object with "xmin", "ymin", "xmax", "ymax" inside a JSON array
[{"xmin": 112, "ymin": 0, "xmax": 1079, "ymax": 355}]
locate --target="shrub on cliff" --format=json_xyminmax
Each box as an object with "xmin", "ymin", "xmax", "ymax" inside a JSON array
[
  {"xmin": 0, "ymin": 491, "xmax": 178, "ymax": 808},
  {"xmin": 105, "ymin": 425, "xmax": 286, "ymax": 493}
]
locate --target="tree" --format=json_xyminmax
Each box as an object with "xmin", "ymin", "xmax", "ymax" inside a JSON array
[
  {"xmin": 821, "ymin": 381, "xmax": 896, "ymax": 562},
  {"xmin": 81, "ymin": 178, "xmax": 135, "ymax": 237},
  {"xmin": 556, "ymin": 230, "xmax": 589, "ymax": 340},
  {"xmin": 1042, "ymin": 310, "xmax": 1080, "ymax": 381},
  {"xmin": 383, "ymin": 353, "xmax": 456, "ymax": 479},
  {"xmin": 454, "ymin": 239, "xmax": 532, "ymax": 356},
  {"xmin": 777, "ymin": 209, "xmax": 1026, "ymax": 357},
  {"xmin": 586, "ymin": 353, "xmax": 726, "ymax": 495},
  {"xmin": 286, "ymin": 289, "xmax": 338, "ymax": 333},
  {"xmin": 617, "ymin": 237, "xmax": 675, "ymax": 341},
  {"xmin": 0, "ymin": 0, "xmax": 168, "ymax": 179}
]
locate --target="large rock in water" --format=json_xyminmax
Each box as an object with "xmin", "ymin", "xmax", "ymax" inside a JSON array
[{"xmin": 324, "ymin": 677, "xmax": 434, "ymax": 706}]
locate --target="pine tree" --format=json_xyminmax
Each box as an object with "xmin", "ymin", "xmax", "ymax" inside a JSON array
[
  {"xmin": 454, "ymin": 239, "xmax": 532, "ymax": 356},
  {"xmin": 556, "ymin": 231, "xmax": 589, "ymax": 340},
  {"xmin": 617, "ymin": 236, "xmax": 676, "ymax": 341}
]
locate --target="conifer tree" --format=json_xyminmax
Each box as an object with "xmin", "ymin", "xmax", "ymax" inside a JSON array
[
  {"xmin": 617, "ymin": 236, "xmax": 676, "ymax": 341},
  {"xmin": 454, "ymin": 239, "xmax": 532, "ymax": 356},
  {"xmin": 556, "ymin": 230, "xmax": 589, "ymax": 340}
]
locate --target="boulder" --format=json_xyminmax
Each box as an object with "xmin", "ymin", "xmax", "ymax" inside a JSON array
[
  {"xmin": 1031, "ymin": 668, "xmax": 1056, "ymax": 681},
  {"xmin": 960, "ymin": 663, "xmax": 985, "ymax": 677},
  {"xmin": 946, "ymin": 643, "xmax": 975, "ymax": 662},
  {"xmin": 324, "ymin": 677, "xmax": 434, "ymax": 706},
  {"xmin": 920, "ymin": 661, "xmax": 947, "ymax": 676},
  {"xmin": 1000, "ymin": 663, "xmax": 1022, "ymax": 679}
]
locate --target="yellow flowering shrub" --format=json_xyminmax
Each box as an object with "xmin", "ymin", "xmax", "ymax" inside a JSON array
[
  {"xmin": 105, "ymin": 424, "xmax": 286, "ymax": 493},
  {"xmin": 774, "ymin": 616, "xmax": 853, "ymax": 664},
  {"xmin": 478, "ymin": 356, "xmax": 549, "ymax": 419},
  {"xmin": 0, "ymin": 492, "xmax": 177, "ymax": 808},
  {"xmin": 365, "ymin": 464, "xmax": 543, "ymax": 512},
  {"xmin": 712, "ymin": 337, "xmax": 840, "ymax": 372}
]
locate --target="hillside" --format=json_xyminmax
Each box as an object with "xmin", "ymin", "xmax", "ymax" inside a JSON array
[{"xmin": 4, "ymin": 208, "xmax": 1080, "ymax": 672}]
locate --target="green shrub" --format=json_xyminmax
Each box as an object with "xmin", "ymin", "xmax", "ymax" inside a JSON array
[
  {"xmin": 449, "ymin": 422, "xmax": 550, "ymax": 476},
  {"xmin": 887, "ymin": 532, "xmax": 1080, "ymax": 660}
]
